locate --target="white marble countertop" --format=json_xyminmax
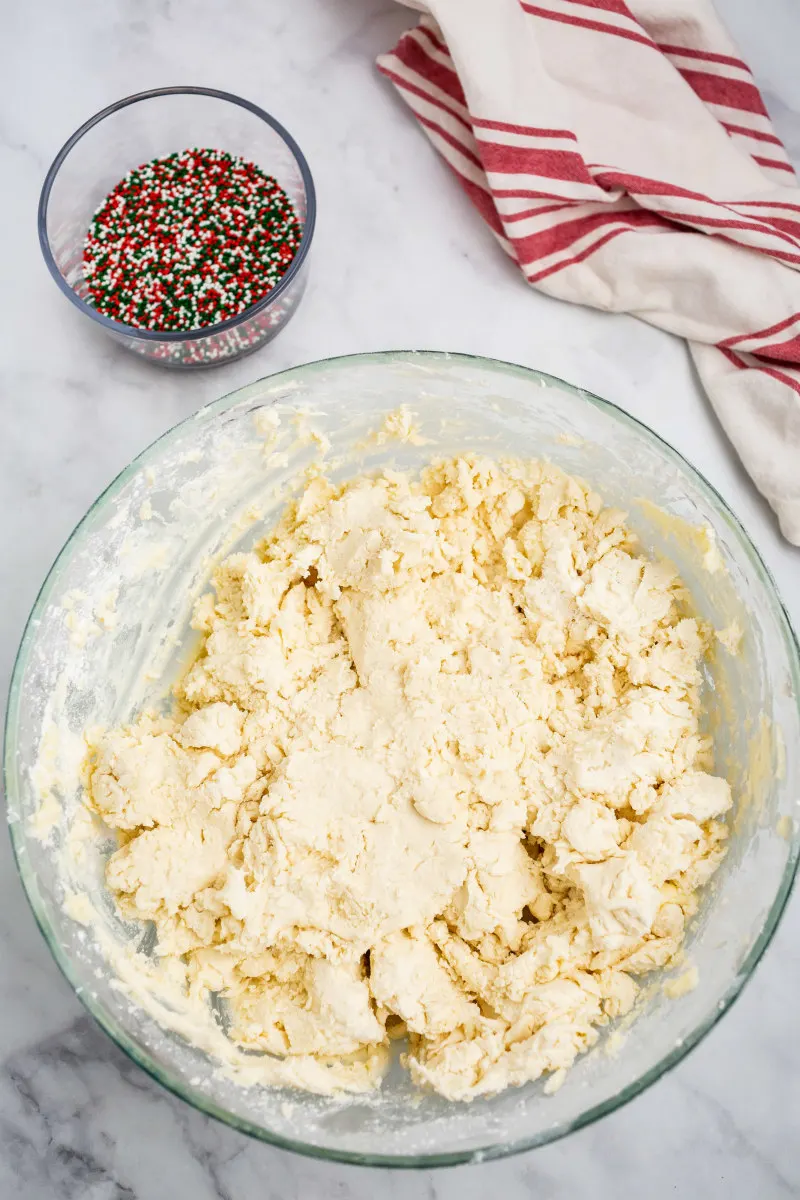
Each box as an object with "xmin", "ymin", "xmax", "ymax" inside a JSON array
[{"xmin": 2, "ymin": 1, "xmax": 799, "ymax": 1196}]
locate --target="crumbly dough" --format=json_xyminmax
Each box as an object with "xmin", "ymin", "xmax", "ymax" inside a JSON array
[{"xmin": 86, "ymin": 455, "xmax": 732, "ymax": 1100}]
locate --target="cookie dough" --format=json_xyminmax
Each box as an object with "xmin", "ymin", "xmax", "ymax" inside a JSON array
[{"xmin": 87, "ymin": 455, "xmax": 732, "ymax": 1100}]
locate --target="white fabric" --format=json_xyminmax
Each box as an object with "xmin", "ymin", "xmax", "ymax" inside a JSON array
[{"xmin": 379, "ymin": 0, "xmax": 800, "ymax": 544}]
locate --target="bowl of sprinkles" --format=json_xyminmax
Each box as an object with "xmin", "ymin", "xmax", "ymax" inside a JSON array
[{"xmin": 38, "ymin": 87, "xmax": 315, "ymax": 368}]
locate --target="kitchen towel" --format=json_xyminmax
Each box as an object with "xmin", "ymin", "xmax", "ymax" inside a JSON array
[{"xmin": 378, "ymin": 0, "xmax": 800, "ymax": 545}]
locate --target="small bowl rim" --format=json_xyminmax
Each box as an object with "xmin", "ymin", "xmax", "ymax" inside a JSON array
[{"xmin": 37, "ymin": 85, "xmax": 316, "ymax": 342}]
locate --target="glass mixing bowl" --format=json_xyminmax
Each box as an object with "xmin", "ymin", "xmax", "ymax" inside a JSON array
[
  {"xmin": 5, "ymin": 352, "xmax": 799, "ymax": 1167},
  {"xmin": 38, "ymin": 87, "xmax": 315, "ymax": 368}
]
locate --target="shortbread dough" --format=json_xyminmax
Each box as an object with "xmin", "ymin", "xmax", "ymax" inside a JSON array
[{"xmin": 87, "ymin": 455, "xmax": 732, "ymax": 1100}]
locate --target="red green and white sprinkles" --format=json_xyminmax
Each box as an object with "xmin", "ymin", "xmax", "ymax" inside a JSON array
[{"xmin": 82, "ymin": 148, "xmax": 303, "ymax": 332}]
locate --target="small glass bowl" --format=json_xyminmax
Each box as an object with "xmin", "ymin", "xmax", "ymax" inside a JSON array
[{"xmin": 38, "ymin": 86, "xmax": 316, "ymax": 369}]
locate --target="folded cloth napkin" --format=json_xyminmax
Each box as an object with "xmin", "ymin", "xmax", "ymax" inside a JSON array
[{"xmin": 378, "ymin": 0, "xmax": 800, "ymax": 545}]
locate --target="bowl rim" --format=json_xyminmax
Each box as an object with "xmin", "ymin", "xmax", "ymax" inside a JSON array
[
  {"xmin": 37, "ymin": 85, "xmax": 316, "ymax": 342},
  {"xmin": 5, "ymin": 350, "xmax": 800, "ymax": 1168}
]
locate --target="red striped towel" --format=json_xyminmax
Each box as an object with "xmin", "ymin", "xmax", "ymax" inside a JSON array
[{"xmin": 378, "ymin": 0, "xmax": 800, "ymax": 545}]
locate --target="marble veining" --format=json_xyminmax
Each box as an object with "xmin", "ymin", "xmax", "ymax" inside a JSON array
[{"xmin": 1, "ymin": 0, "xmax": 799, "ymax": 1196}]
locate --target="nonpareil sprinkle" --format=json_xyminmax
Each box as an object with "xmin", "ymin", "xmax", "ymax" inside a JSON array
[{"xmin": 82, "ymin": 148, "xmax": 303, "ymax": 332}]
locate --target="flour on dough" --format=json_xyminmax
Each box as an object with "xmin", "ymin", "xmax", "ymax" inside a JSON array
[{"xmin": 86, "ymin": 455, "xmax": 731, "ymax": 1100}]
